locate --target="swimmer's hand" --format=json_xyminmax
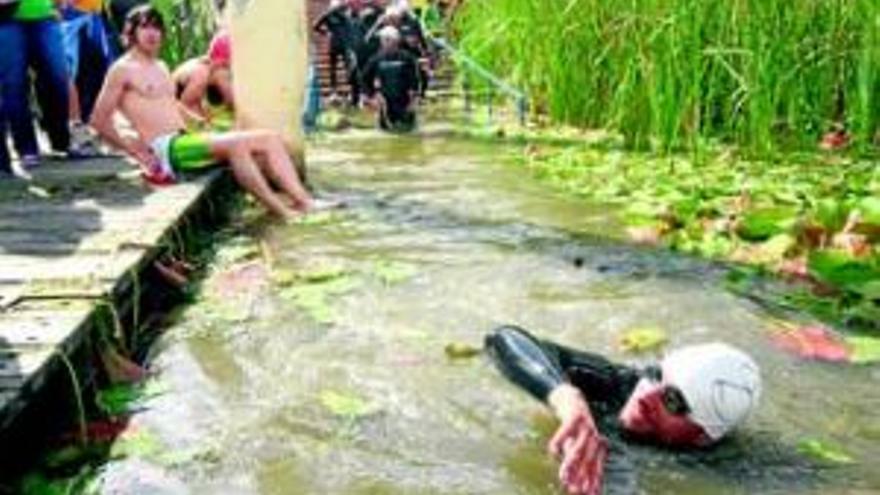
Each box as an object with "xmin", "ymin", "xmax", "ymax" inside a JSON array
[{"xmin": 548, "ymin": 384, "xmax": 607, "ymax": 495}]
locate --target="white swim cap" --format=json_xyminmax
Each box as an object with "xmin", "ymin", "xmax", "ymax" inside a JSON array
[
  {"xmin": 378, "ymin": 25, "xmax": 401, "ymax": 42},
  {"xmin": 386, "ymin": 5, "xmax": 405, "ymax": 18},
  {"xmin": 662, "ymin": 343, "xmax": 761, "ymax": 441}
]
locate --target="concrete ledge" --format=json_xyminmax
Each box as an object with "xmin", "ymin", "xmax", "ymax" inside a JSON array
[{"xmin": 0, "ymin": 158, "xmax": 231, "ymax": 432}]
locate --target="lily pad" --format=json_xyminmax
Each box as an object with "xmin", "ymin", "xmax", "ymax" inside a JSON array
[
  {"xmin": 811, "ymin": 198, "xmax": 848, "ymax": 233},
  {"xmin": 808, "ymin": 249, "xmax": 880, "ymax": 292},
  {"xmin": 319, "ymin": 390, "xmax": 378, "ymax": 418},
  {"xmin": 280, "ymin": 276, "xmax": 361, "ymax": 324},
  {"xmin": 619, "ymin": 327, "xmax": 668, "ymax": 354},
  {"xmin": 845, "ymin": 336, "xmax": 880, "ymax": 364},
  {"xmin": 736, "ymin": 207, "xmax": 799, "ymax": 241},
  {"xmin": 797, "ymin": 439, "xmax": 855, "ymax": 465},
  {"xmin": 855, "ymin": 197, "xmax": 880, "ymax": 227}
]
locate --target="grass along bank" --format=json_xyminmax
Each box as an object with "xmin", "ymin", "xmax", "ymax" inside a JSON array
[
  {"xmin": 518, "ymin": 143, "xmax": 880, "ymax": 334},
  {"xmin": 454, "ymin": 0, "xmax": 879, "ymax": 153}
]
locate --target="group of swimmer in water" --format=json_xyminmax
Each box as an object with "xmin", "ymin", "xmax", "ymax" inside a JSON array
[{"xmin": 89, "ymin": 7, "xmax": 764, "ymax": 495}]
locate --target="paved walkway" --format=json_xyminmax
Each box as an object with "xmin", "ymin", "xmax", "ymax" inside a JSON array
[{"xmin": 0, "ymin": 157, "xmax": 225, "ymax": 431}]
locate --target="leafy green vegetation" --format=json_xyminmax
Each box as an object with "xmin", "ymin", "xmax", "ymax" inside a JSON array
[
  {"xmin": 455, "ymin": 0, "xmax": 879, "ymax": 152},
  {"xmin": 798, "ymin": 438, "xmax": 855, "ymax": 465},
  {"xmin": 152, "ymin": 0, "xmax": 218, "ymax": 67},
  {"xmin": 319, "ymin": 390, "xmax": 379, "ymax": 419},
  {"xmin": 520, "ymin": 146, "xmax": 880, "ymax": 332}
]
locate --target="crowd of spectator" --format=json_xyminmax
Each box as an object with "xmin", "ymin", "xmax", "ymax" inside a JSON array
[
  {"xmin": 0, "ymin": 0, "xmax": 118, "ymax": 178},
  {"xmin": 0, "ymin": 0, "xmax": 453, "ymax": 179}
]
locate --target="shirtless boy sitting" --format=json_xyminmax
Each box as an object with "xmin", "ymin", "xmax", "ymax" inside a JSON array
[{"xmin": 89, "ymin": 6, "xmax": 312, "ymax": 220}]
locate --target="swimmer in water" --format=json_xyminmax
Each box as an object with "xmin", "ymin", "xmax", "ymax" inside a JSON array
[{"xmin": 485, "ymin": 324, "xmax": 761, "ymax": 495}]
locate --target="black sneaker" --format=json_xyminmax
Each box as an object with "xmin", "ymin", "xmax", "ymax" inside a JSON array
[
  {"xmin": 20, "ymin": 154, "xmax": 41, "ymax": 169},
  {"xmin": 65, "ymin": 143, "xmax": 102, "ymax": 160}
]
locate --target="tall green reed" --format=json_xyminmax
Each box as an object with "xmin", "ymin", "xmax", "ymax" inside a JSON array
[
  {"xmin": 455, "ymin": 0, "xmax": 879, "ymax": 153},
  {"xmin": 152, "ymin": 0, "xmax": 220, "ymax": 67}
]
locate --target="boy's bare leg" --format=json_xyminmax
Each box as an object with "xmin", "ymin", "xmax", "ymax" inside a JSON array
[
  {"xmin": 208, "ymin": 130, "xmax": 311, "ymax": 219},
  {"xmin": 255, "ymin": 136, "xmax": 313, "ymax": 210},
  {"xmin": 209, "ymin": 133, "xmax": 297, "ymax": 218},
  {"xmin": 229, "ymin": 152, "xmax": 299, "ymax": 219}
]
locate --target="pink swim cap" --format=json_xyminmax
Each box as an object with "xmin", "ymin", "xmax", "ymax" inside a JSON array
[{"xmin": 208, "ymin": 31, "xmax": 231, "ymax": 67}]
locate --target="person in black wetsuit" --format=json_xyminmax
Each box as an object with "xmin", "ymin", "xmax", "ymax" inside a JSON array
[
  {"xmin": 362, "ymin": 26, "xmax": 421, "ymax": 132},
  {"xmin": 345, "ymin": 0, "xmax": 383, "ymax": 107},
  {"xmin": 485, "ymin": 325, "xmax": 762, "ymax": 495},
  {"xmin": 365, "ymin": 5, "xmax": 431, "ymax": 97},
  {"xmin": 313, "ymin": 0, "xmax": 355, "ymax": 100}
]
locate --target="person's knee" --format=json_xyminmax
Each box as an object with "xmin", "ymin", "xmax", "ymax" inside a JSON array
[
  {"xmin": 227, "ymin": 129, "xmax": 276, "ymax": 150},
  {"xmin": 254, "ymin": 129, "xmax": 286, "ymax": 149}
]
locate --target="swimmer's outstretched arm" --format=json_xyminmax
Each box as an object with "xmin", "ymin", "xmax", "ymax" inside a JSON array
[
  {"xmin": 485, "ymin": 325, "xmax": 607, "ymax": 495},
  {"xmin": 484, "ymin": 324, "xmax": 566, "ymax": 401}
]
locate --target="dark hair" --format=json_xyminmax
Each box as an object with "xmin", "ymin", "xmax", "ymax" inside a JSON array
[
  {"xmin": 206, "ymin": 84, "xmax": 224, "ymax": 106},
  {"xmin": 123, "ymin": 5, "xmax": 166, "ymax": 47}
]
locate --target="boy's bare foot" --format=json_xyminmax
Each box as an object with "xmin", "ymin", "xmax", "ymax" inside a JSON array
[{"xmin": 309, "ymin": 197, "xmax": 346, "ymax": 212}]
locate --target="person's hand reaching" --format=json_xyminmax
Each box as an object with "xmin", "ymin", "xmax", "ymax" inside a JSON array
[{"xmin": 547, "ymin": 384, "xmax": 608, "ymax": 495}]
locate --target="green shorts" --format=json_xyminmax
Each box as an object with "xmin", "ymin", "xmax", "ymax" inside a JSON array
[
  {"xmin": 169, "ymin": 132, "xmax": 216, "ymax": 171},
  {"xmin": 150, "ymin": 131, "xmax": 217, "ymax": 179}
]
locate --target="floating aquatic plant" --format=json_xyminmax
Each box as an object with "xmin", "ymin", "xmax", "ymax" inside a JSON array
[
  {"xmin": 319, "ymin": 390, "xmax": 378, "ymax": 419},
  {"xmin": 619, "ymin": 327, "xmax": 669, "ymax": 354},
  {"xmin": 797, "ymin": 439, "xmax": 855, "ymax": 465},
  {"xmin": 444, "ymin": 342, "xmax": 483, "ymax": 359},
  {"xmin": 279, "ymin": 275, "xmax": 362, "ymax": 324},
  {"xmin": 520, "ymin": 147, "xmax": 880, "ymax": 332}
]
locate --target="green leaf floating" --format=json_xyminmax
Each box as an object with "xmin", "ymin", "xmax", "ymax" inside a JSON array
[
  {"xmin": 736, "ymin": 206, "xmax": 799, "ymax": 241},
  {"xmin": 797, "ymin": 439, "xmax": 855, "ymax": 465},
  {"xmin": 855, "ymin": 197, "xmax": 880, "ymax": 227},
  {"xmin": 279, "ymin": 276, "xmax": 361, "ymax": 324},
  {"xmin": 619, "ymin": 327, "xmax": 668, "ymax": 353},
  {"xmin": 812, "ymin": 198, "xmax": 848, "ymax": 233},
  {"xmin": 845, "ymin": 336, "xmax": 880, "ymax": 364},
  {"xmin": 319, "ymin": 390, "xmax": 378, "ymax": 418},
  {"xmin": 808, "ymin": 249, "xmax": 880, "ymax": 291}
]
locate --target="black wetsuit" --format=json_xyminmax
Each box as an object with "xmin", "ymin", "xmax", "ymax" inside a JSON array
[
  {"xmin": 362, "ymin": 48, "xmax": 421, "ymax": 131},
  {"xmin": 366, "ymin": 13, "xmax": 431, "ymax": 96},
  {"xmin": 485, "ymin": 325, "xmax": 641, "ymax": 422},
  {"xmin": 486, "ymin": 325, "xmax": 642, "ymax": 495},
  {"xmin": 314, "ymin": 5, "xmax": 355, "ymax": 92},
  {"xmin": 348, "ymin": 2, "xmax": 383, "ymax": 105},
  {"xmin": 486, "ymin": 326, "xmax": 817, "ymax": 494}
]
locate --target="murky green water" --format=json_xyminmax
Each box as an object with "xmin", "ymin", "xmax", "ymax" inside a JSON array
[{"xmin": 99, "ymin": 132, "xmax": 880, "ymax": 494}]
